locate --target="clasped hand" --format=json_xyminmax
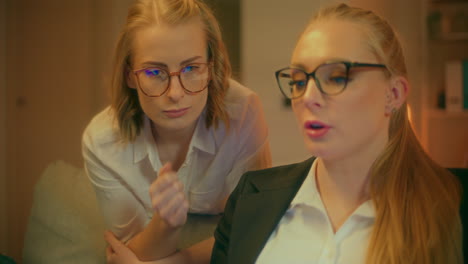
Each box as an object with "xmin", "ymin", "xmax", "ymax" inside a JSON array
[
  {"xmin": 105, "ymin": 163, "xmax": 189, "ymax": 264},
  {"xmin": 150, "ymin": 162, "xmax": 189, "ymax": 227}
]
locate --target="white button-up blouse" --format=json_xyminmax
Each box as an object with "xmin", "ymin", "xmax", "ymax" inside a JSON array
[
  {"xmin": 82, "ymin": 80, "xmax": 271, "ymax": 242},
  {"xmin": 256, "ymin": 159, "xmax": 375, "ymax": 264}
]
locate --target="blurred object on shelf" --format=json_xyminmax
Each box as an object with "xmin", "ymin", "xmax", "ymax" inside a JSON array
[
  {"xmin": 428, "ymin": 1, "xmax": 468, "ymax": 40},
  {"xmin": 437, "ymin": 89, "xmax": 446, "ymax": 109},
  {"xmin": 431, "ymin": 0, "xmax": 468, "ymax": 4},
  {"xmin": 444, "ymin": 59, "xmax": 468, "ymax": 111},
  {"xmin": 428, "ymin": 10, "xmax": 443, "ymax": 40},
  {"xmin": 464, "ymin": 152, "xmax": 468, "ymax": 168}
]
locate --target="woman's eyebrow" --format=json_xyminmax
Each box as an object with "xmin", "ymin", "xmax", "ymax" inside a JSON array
[
  {"xmin": 139, "ymin": 56, "xmax": 204, "ymax": 68},
  {"xmin": 140, "ymin": 61, "xmax": 167, "ymax": 68},
  {"xmin": 291, "ymin": 58, "xmax": 352, "ymax": 70},
  {"xmin": 290, "ymin": 63, "xmax": 307, "ymax": 70},
  {"xmin": 180, "ymin": 55, "xmax": 203, "ymax": 65}
]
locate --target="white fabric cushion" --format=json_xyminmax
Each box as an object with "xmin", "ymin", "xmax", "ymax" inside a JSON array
[
  {"xmin": 23, "ymin": 160, "xmax": 106, "ymax": 264},
  {"xmin": 22, "ymin": 160, "xmax": 220, "ymax": 263}
]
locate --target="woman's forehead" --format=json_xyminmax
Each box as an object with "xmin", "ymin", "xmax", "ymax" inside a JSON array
[
  {"xmin": 130, "ymin": 19, "xmax": 207, "ymax": 65},
  {"xmin": 292, "ymin": 19, "xmax": 377, "ymax": 68}
]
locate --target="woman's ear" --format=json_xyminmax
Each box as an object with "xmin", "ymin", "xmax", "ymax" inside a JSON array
[
  {"xmin": 126, "ymin": 66, "xmax": 138, "ymax": 89},
  {"xmin": 385, "ymin": 76, "xmax": 409, "ymax": 114}
]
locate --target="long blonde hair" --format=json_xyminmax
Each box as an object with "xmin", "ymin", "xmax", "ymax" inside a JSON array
[
  {"xmin": 111, "ymin": 0, "xmax": 231, "ymax": 142},
  {"xmin": 308, "ymin": 4, "xmax": 462, "ymax": 263}
]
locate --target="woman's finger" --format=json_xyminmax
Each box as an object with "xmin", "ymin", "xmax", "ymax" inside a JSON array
[
  {"xmin": 151, "ymin": 178, "xmax": 184, "ymax": 212},
  {"xmin": 169, "ymin": 200, "xmax": 189, "ymax": 226},
  {"xmin": 106, "ymin": 245, "xmax": 113, "ymax": 263},
  {"xmin": 158, "ymin": 191, "xmax": 187, "ymax": 224},
  {"xmin": 149, "ymin": 167, "xmax": 178, "ymax": 200},
  {"xmin": 104, "ymin": 230, "xmax": 126, "ymax": 253},
  {"xmin": 159, "ymin": 162, "xmax": 173, "ymax": 176}
]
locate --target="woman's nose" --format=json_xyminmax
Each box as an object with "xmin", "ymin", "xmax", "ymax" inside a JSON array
[
  {"xmin": 302, "ymin": 78, "xmax": 324, "ymax": 109},
  {"xmin": 166, "ymin": 75, "xmax": 185, "ymax": 101}
]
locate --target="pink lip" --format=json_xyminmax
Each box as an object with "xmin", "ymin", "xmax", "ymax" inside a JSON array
[
  {"xmin": 304, "ymin": 120, "xmax": 331, "ymax": 138},
  {"xmin": 163, "ymin": 107, "xmax": 190, "ymax": 118}
]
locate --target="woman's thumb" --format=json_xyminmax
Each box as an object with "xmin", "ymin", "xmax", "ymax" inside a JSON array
[{"xmin": 104, "ymin": 230, "xmax": 125, "ymax": 251}]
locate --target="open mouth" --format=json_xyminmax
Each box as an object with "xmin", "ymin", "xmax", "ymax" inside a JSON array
[
  {"xmin": 305, "ymin": 121, "xmax": 329, "ymax": 130},
  {"xmin": 309, "ymin": 123, "xmax": 324, "ymax": 129},
  {"xmin": 304, "ymin": 121, "xmax": 330, "ymax": 138}
]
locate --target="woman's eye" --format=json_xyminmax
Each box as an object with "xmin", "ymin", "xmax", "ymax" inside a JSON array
[
  {"xmin": 329, "ymin": 75, "xmax": 348, "ymax": 85},
  {"xmin": 181, "ymin": 65, "xmax": 199, "ymax": 73},
  {"xmin": 290, "ymin": 80, "xmax": 307, "ymax": 89},
  {"xmin": 144, "ymin": 69, "xmax": 162, "ymax": 77}
]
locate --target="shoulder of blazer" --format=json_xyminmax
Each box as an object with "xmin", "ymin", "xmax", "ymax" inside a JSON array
[
  {"xmin": 449, "ymin": 168, "xmax": 468, "ymax": 187},
  {"xmin": 237, "ymin": 157, "xmax": 316, "ymax": 194},
  {"xmin": 447, "ymin": 168, "xmax": 468, "ymax": 260},
  {"xmin": 214, "ymin": 157, "xmax": 315, "ymax": 264},
  {"xmin": 448, "ymin": 168, "xmax": 468, "ymax": 214}
]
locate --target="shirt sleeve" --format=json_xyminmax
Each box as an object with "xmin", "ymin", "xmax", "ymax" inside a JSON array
[
  {"xmin": 81, "ymin": 128, "xmax": 147, "ymax": 243},
  {"xmin": 223, "ymin": 92, "xmax": 272, "ymax": 196}
]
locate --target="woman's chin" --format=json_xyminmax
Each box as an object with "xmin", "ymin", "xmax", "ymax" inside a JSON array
[
  {"xmin": 305, "ymin": 141, "xmax": 329, "ymax": 157},
  {"xmin": 306, "ymin": 145, "xmax": 343, "ymax": 162}
]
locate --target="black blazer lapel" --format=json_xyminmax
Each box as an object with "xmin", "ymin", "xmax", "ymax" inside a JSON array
[
  {"xmin": 449, "ymin": 168, "xmax": 468, "ymax": 260},
  {"xmin": 228, "ymin": 157, "xmax": 315, "ymax": 264}
]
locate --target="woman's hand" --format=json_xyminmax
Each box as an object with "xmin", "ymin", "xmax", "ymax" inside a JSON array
[
  {"xmin": 121, "ymin": 163, "xmax": 188, "ymax": 261},
  {"xmin": 150, "ymin": 163, "xmax": 189, "ymax": 228},
  {"xmin": 105, "ymin": 231, "xmax": 142, "ymax": 264}
]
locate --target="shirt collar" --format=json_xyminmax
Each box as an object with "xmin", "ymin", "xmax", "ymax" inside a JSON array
[
  {"xmin": 133, "ymin": 116, "xmax": 154, "ymax": 164},
  {"xmin": 290, "ymin": 159, "xmax": 375, "ymax": 219},
  {"xmin": 133, "ymin": 109, "xmax": 216, "ymax": 164},
  {"xmin": 353, "ymin": 200, "xmax": 374, "ymax": 219},
  {"xmin": 190, "ymin": 109, "xmax": 216, "ymax": 155},
  {"xmin": 290, "ymin": 159, "xmax": 322, "ymax": 209}
]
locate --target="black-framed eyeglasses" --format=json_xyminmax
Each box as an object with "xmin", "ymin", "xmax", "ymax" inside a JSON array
[
  {"xmin": 275, "ymin": 61, "xmax": 387, "ymax": 99},
  {"xmin": 133, "ymin": 62, "xmax": 211, "ymax": 97}
]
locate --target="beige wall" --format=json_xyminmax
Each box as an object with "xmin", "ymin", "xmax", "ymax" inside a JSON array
[
  {"xmin": 241, "ymin": 0, "xmax": 341, "ymax": 166},
  {"xmin": 350, "ymin": 0, "xmax": 425, "ymax": 138},
  {"xmin": 4, "ymin": 0, "xmax": 132, "ymax": 261},
  {"xmin": 6, "ymin": 1, "xmax": 93, "ymax": 260},
  {"xmin": 0, "ymin": 0, "xmax": 7, "ymax": 254}
]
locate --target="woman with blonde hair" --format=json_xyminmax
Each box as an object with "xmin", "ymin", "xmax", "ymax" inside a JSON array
[
  {"xmin": 211, "ymin": 3, "xmax": 467, "ymax": 263},
  {"xmin": 81, "ymin": 0, "xmax": 271, "ymax": 262}
]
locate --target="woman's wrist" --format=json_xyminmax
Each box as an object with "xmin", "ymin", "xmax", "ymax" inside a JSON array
[{"xmin": 127, "ymin": 214, "xmax": 183, "ymax": 261}]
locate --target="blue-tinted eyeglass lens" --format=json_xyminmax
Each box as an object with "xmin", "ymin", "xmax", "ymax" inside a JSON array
[
  {"xmin": 315, "ymin": 63, "xmax": 348, "ymax": 95},
  {"xmin": 277, "ymin": 69, "xmax": 308, "ymax": 99},
  {"xmin": 179, "ymin": 64, "xmax": 210, "ymax": 92}
]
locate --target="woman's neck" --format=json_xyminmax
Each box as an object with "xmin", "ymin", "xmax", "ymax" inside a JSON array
[
  {"xmin": 317, "ymin": 131, "xmax": 388, "ymax": 202},
  {"xmin": 317, "ymin": 157, "xmax": 372, "ymax": 203},
  {"xmin": 315, "ymin": 136, "xmax": 387, "ymax": 232},
  {"xmin": 315, "ymin": 157, "xmax": 372, "ymax": 233},
  {"xmin": 151, "ymin": 121, "xmax": 197, "ymax": 171}
]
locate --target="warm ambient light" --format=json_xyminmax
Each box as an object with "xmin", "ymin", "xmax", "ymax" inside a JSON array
[{"xmin": 407, "ymin": 104, "xmax": 413, "ymax": 124}]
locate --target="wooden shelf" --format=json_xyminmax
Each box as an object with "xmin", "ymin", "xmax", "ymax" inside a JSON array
[
  {"xmin": 430, "ymin": 0, "xmax": 468, "ymax": 5},
  {"xmin": 426, "ymin": 109, "xmax": 468, "ymax": 118}
]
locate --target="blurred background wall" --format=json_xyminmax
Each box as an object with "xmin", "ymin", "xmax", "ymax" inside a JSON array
[
  {"xmin": 241, "ymin": 0, "xmax": 328, "ymax": 166},
  {"xmin": 1, "ymin": 0, "xmax": 7, "ymax": 255},
  {"xmin": 3, "ymin": 0, "xmax": 134, "ymax": 260},
  {"xmin": 2, "ymin": 0, "xmax": 467, "ymax": 262}
]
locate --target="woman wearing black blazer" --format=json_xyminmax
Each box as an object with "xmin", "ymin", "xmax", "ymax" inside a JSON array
[
  {"xmin": 212, "ymin": 159, "xmax": 468, "ymax": 263},
  {"xmin": 212, "ymin": 3, "xmax": 464, "ymax": 264}
]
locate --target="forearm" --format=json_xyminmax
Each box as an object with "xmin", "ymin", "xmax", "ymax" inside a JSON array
[
  {"xmin": 127, "ymin": 213, "xmax": 182, "ymax": 261},
  {"xmin": 153, "ymin": 237, "xmax": 214, "ymax": 264}
]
